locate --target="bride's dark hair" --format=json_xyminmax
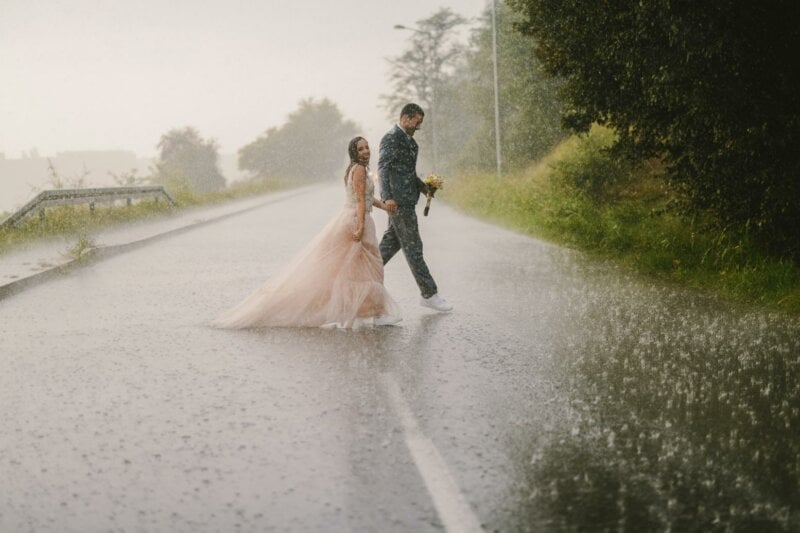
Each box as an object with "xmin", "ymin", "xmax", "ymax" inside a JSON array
[{"xmin": 344, "ymin": 136, "xmax": 367, "ymax": 183}]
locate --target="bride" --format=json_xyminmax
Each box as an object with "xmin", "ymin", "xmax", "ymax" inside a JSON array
[{"xmin": 213, "ymin": 136, "xmax": 402, "ymax": 329}]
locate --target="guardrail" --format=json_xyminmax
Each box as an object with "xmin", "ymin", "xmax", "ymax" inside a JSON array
[{"xmin": 1, "ymin": 186, "xmax": 177, "ymax": 228}]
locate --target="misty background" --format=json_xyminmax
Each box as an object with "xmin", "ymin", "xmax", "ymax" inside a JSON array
[{"xmin": 0, "ymin": 0, "xmax": 485, "ymax": 212}]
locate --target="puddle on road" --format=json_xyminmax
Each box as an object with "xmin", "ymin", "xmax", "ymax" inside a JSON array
[{"xmin": 505, "ymin": 268, "xmax": 800, "ymax": 531}]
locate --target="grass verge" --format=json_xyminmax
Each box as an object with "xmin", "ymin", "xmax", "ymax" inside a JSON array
[
  {"xmin": 0, "ymin": 178, "xmax": 293, "ymax": 257},
  {"xmin": 446, "ymin": 125, "xmax": 800, "ymax": 314}
]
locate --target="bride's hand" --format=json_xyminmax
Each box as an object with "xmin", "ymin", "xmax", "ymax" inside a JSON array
[
  {"xmin": 383, "ymin": 199, "xmax": 398, "ymax": 214},
  {"xmin": 353, "ymin": 226, "xmax": 364, "ymax": 241}
]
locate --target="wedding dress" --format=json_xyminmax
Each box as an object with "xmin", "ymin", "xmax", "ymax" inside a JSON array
[{"xmin": 213, "ymin": 167, "xmax": 401, "ymax": 329}]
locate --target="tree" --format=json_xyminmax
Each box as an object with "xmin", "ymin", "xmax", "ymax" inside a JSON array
[
  {"xmin": 239, "ymin": 98, "xmax": 357, "ymax": 182},
  {"xmin": 383, "ymin": 8, "xmax": 468, "ymax": 171},
  {"xmin": 383, "ymin": 5, "xmax": 565, "ymax": 175},
  {"xmin": 155, "ymin": 127, "xmax": 225, "ymax": 194},
  {"xmin": 456, "ymin": 1, "xmax": 564, "ymax": 172},
  {"xmin": 508, "ymin": 0, "xmax": 800, "ymax": 255}
]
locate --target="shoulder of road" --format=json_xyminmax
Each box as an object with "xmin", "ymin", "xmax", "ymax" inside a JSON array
[{"xmin": 0, "ymin": 187, "xmax": 312, "ymax": 300}]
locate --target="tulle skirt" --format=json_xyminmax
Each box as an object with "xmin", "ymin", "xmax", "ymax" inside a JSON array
[{"xmin": 213, "ymin": 207, "xmax": 401, "ymax": 329}]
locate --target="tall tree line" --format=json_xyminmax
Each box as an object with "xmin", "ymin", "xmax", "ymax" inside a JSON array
[
  {"xmin": 384, "ymin": 5, "xmax": 565, "ymax": 175},
  {"xmin": 238, "ymin": 98, "xmax": 357, "ymax": 183},
  {"xmin": 151, "ymin": 99, "xmax": 358, "ymax": 195},
  {"xmin": 389, "ymin": 2, "xmax": 800, "ymax": 256}
]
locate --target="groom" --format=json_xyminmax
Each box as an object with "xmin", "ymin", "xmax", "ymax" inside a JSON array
[{"xmin": 379, "ymin": 103, "xmax": 453, "ymax": 312}]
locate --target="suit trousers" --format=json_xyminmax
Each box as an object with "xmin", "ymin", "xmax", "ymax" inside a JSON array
[{"xmin": 379, "ymin": 206, "xmax": 438, "ymax": 299}]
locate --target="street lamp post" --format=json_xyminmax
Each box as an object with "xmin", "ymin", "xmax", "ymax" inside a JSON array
[
  {"xmin": 393, "ymin": 24, "xmax": 438, "ymax": 172},
  {"xmin": 491, "ymin": 0, "xmax": 502, "ymax": 177}
]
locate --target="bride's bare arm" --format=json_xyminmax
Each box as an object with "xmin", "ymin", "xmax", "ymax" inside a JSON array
[{"xmin": 352, "ymin": 164, "xmax": 367, "ymax": 241}]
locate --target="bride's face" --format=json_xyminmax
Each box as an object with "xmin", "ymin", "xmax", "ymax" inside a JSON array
[{"xmin": 356, "ymin": 139, "xmax": 370, "ymax": 163}]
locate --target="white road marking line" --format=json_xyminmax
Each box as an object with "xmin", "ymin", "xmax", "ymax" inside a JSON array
[{"xmin": 381, "ymin": 373, "xmax": 484, "ymax": 533}]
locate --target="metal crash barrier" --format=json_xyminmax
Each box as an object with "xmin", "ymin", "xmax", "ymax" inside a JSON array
[{"xmin": 1, "ymin": 186, "xmax": 177, "ymax": 228}]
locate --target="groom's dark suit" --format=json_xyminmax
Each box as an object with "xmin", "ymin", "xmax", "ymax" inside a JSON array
[{"xmin": 378, "ymin": 124, "xmax": 438, "ymax": 298}]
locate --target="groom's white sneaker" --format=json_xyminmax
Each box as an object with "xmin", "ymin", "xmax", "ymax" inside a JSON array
[
  {"xmin": 420, "ymin": 293, "xmax": 453, "ymax": 312},
  {"xmin": 374, "ymin": 315, "xmax": 402, "ymax": 327}
]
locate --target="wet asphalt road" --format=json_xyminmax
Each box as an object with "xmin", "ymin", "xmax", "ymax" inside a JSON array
[{"xmin": 1, "ymin": 183, "xmax": 799, "ymax": 532}]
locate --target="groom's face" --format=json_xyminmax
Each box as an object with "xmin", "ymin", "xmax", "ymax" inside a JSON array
[{"xmin": 401, "ymin": 113, "xmax": 424, "ymax": 137}]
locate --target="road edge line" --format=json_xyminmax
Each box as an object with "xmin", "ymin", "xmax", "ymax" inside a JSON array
[{"xmin": 381, "ymin": 373, "xmax": 483, "ymax": 533}]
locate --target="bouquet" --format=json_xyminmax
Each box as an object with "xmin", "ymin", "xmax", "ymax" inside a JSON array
[{"xmin": 423, "ymin": 174, "xmax": 445, "ymax": 216}]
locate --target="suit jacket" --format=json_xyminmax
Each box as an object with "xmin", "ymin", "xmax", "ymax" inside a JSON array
[{"xmin": 378, "ymin": 124, "xmax": 426, "ymax": 207}]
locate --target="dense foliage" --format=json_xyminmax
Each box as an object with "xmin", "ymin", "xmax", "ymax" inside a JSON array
[
  {"xmin": 508, "ymin": 0, "xmax": 800, "ymax": 256},
  {"xmin": 154, "ymin": 127, "xmax": 225, "ymax": 194},
  {"xmin": 238, "ymin": 99, "xmax": 357, "ymax": 182},
  {"xmin": 447, "ymin": 126, "xmax": 800, "ymax": 313}
]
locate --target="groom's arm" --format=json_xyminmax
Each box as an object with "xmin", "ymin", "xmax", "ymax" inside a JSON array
[
  {"xmin": 378, "ymin": 133, "xmax": 398, "ymax": 203},
  {"xmin": 417, "ymin": 176, "xmax": 429, "ymax": 196}
]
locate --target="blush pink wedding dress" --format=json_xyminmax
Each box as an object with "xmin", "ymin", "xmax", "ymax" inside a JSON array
[{"xmin": 213, "ymin": 167, "xmax": 401, "ymax": 329}]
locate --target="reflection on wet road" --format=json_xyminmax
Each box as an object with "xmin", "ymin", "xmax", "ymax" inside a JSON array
[{"xmin": 1, "ymin": 184, "xmax": 798, "ymax": 531}]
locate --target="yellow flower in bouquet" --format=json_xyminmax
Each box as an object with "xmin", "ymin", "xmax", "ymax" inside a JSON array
[
  {"xmin": 424, "ymin": 174, "xmax": 445, "ymax": 191},
  {"xmin": 423, "ymin": 174, "xmax": 445, "ymax": 216}
]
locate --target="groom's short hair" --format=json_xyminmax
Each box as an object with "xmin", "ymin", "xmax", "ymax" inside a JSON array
[{"xmin": 400, "ymin": 103, "xmax": 425, "ymax": 118}]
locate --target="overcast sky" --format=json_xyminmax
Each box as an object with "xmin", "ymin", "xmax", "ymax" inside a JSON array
[{"xmin": 1, "ymin": 0, "xmax": 488, "ymax": 159}]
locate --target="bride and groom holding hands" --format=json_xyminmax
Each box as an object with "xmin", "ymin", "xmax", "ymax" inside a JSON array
[{"xmin": 214, "ymin": 103, "xmax": 453, "ymax": 330}]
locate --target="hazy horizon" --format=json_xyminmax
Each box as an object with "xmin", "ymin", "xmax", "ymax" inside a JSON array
[{"xmin": 1, "ymin": 0, "xmax": 487, "ymax": 160}]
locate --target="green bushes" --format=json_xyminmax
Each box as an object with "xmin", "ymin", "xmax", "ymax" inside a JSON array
[
  {"xmin": 552, "ymin": 125, "xmax": 637, "ymax": 200},
  {"xmin": 447, "ymin": 125, "xmax": 800, "ymax": 313}
]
